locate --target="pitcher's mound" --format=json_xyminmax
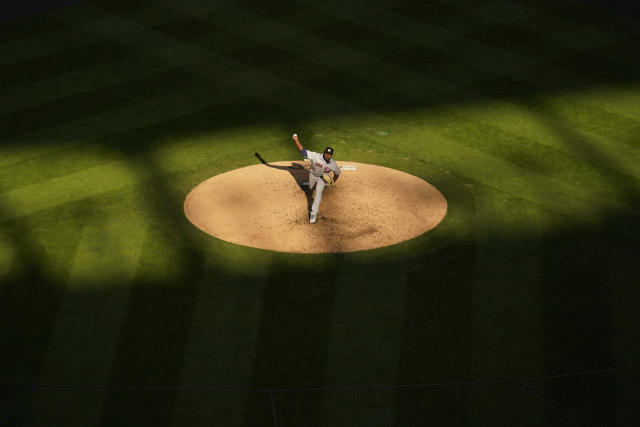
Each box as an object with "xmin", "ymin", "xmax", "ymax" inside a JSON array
[{"xmin": 184, "ymin": 161, "xmax": 447, "ymax": 253}]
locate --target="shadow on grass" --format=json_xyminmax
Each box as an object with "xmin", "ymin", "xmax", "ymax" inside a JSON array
[
  {"xmin": 1, "ymin": 0, "xmax": 639, "ymax": 149},
  {"xmin": 1, "ymin": 198, "xmax": 639, "ymax": 425}
]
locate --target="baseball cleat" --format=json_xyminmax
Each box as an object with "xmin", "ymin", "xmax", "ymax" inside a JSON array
[{"xmin": 309, "ymin": 214, "xmax": 317, "ymax": 224}]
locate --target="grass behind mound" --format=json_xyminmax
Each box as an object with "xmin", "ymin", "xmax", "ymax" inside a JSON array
[{"xmin": 1, "ymin": 0, "xmax": 639, "ymax": 425}]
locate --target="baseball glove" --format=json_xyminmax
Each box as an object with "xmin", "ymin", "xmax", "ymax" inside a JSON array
[{"xmin": 323, "ymin": 174, "xmax": 334, "ymax": 186}]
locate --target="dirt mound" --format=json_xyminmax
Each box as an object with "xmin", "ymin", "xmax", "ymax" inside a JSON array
[{"xmin": 184, "ymin": 161, "xmax": 447, "ymax": 253}]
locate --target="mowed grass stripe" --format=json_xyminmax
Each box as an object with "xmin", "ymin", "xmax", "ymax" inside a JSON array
[
  {"xmin": 97, "ymin": 235, "xmax": 204, "ymax": 425},
  {"xmin": 318, "ymin": 266, "xmax": 407, "ymax": 424},
  {"xmin": 506, "ymin": 0, "xmax": 640, "ymax": 59},
  {"xmin": 50, "ymin": 4, "xmax": 219, "ymax": 64},
  {"xmin": 0, "ymin": 89, "xmax": 203, "ymax": 172},
  {"xmin": 548, "ymin": 83, "xmax": 640, "ymax": 123},
  {"xmin": 0, "ymin": 56, "xmax": 267, "ymax": 167},
  {"xmin": 157, "ymin": 4, "xmax": 416, "ymax": 110},
  {"xmin": 469, "ymin": 190, "xmax": 546, "ymax": 424},
  {"xmin": 0, "ymin": 4, "xmax": 141, "ymax": 65},
  {"xmin": 171, "ymin": 249, "xmax": 274, "ymax": 426},
  {"xmin": 467, "ymin": 5, "xmax": 618, "ymax": 52},
  {"xmin": 158, "ymin": 0, "xmax": 490, "ymax": 100},
  {"xmin": 1, "ymin": 161, "xmax": 147, "ymax": 221},
  {"xmin": 242, "ymin": 255, "xmax": 343, "ymax": 425},
  {"xmin": 2, "ymin": 54, "xmax": 168, "ymax": 114},
  {"xmin": 0, "ymin": 57, "xmax": 303, "ymax": 193},
  {"xmin": 468, "ymin": 72, "xmax": 640, "ymax": 151},
  {"xmin": 468, "ymin": 185, "xmax": 549, "ymax": 422},
  {"xmin": 0, "ymin": 144, "xmax": 121, "ymax": 194},
  {"xmin": 0, "ymin": 0, "xmax": 229, "ymax": 66},
  {"xmin": 1, "ymin": 66, "xmax": 209, "ymax": 141},
  {"xmin": 1, "ymin": 125, "xmax": 248, "ymax": 220},
  {"xmin": 0, "ymin": 15, "xmax": 299, "ymax": 171},
  {"xmin": 0, "ymin": 3, "xmax": 297, "ymax": 144},
  {"xmin": 154, "ymin": 2, "xmax": 388, "ymax": 85},
  {"xmin": 0, "ymin": 7, "xmax": 272, "ymax": 172},
  {"xmin": 38, "ymin": 4, "xmax": 390, "ymax": 132},
  {"xmin": 163, "ymin": 2, "xmax": 487, "ymax": 116},
  {"xmin": 0, "ymin": 23, "xmax": 103, "ymax": 66},
  {"xmin": 26, "ymin": 194, "xmax": 147, "ymax": 425},
  {"xmin": 373, "ymin": 1, "xmax": 640, "ymax": 106},
  {"xmin": 536, "ymin": 97, "xmax": 640, "ymax": 150},
  {"xmin": 449, "ymin": 0, "xmax": 640, "ymax": 77},
  {"xmin": 0, "ymin": 203, "xmax": 87, "ymax": 386},
  {"xmin": 220, "ymin": 5, "xmax": 486, "ymax": 108},
  {"xmin": 0, "ymin": 74, "xmax": 216, "ymax": 183},
  {"xmin": 372, "ymin": 122, "xmax": 623, "ymax": 226},
  {"xmin": 0, "ymin": 88, "xmax": 296, "ymax": 194},
  {"xmin": 426, "ymin": 108, "xmax": 640, "ymax": 202},
  {"xmin": 447, "ymin": 100, "xmax": 640, "ymax": 184},
  {"xmin": 383, "ymin": 0, "xmax": 636, "ymax": 98},
  {"xmin": 0, "ymin": 39, "xmax": 134, "ymax": 87}
]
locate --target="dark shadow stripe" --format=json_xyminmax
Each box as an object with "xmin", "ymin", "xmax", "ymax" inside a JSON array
[
  {"xmin": 244, "ymin": 256, "xmax": 337, "ymax": 426},
  {"xmin": 0, "ymin": 201, "xmax": 91, "ymax": 426},
  {"xmin": 1, "ymin": 67, "xmax": 209, "ymax": 140},
  {"xmin": 478, "ymin": 3, "xmax": 640, "ymax": 71},
  {"xmin": 98, "ymin": 151, "xmax": 208, "ymax": 425},
  {"xmin": 393, "ymin": 0, "xmax": 640, "ymax": 82},
  {"xmin": 542, "ymin": 225, "xmax": 615, "ymax": 425},
  {"xmin": 0, "ymin": 40, "xmax": 133, "ymax": 86},
  {"xmin": 92, "ymin": 96, "xmax": 290, "ymax": 154},
  {"xmin": 394, "ymin": 182, "xmax": 476, "ymax": 425},
  {"xmin": 546, "ymin": 50, "xmax": 640, "ymax": 83},
  {"xmin": 142, "ymin": 3, "xmax": 491, "ymax": 111}
]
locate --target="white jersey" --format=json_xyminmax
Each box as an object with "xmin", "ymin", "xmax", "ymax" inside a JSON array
[{"xmin": 303, "ymin": 150, "xmax": 341, "ymax": 177}]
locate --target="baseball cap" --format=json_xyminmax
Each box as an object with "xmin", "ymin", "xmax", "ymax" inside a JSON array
[{"xmin": 324, "ymin": 147, "xmax": 334, "ymax": 155}]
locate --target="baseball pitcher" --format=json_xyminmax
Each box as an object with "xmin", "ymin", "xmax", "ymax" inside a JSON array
[{"xmin": 292, "ymin": 133, "xmax": 341, "ymax": 223}]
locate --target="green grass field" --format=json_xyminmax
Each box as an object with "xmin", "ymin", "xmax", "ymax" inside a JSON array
[{"xmin": 1, "ymin": 0, "xmax": 639, "ymax": 425}]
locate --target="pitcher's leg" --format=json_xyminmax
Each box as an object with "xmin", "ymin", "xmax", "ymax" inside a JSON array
[
  {"xmin": 310, "ymin": 178, "xmax": 326, "ymax": 216},
  {"xmin": 308, "ymin": 173, "xmax": 318, "ymax": 203}
]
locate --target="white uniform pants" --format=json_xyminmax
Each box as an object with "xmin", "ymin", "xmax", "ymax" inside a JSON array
[{"xmin": 309, "ymin": 173, "xmax": 326, "ymax": 216}]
